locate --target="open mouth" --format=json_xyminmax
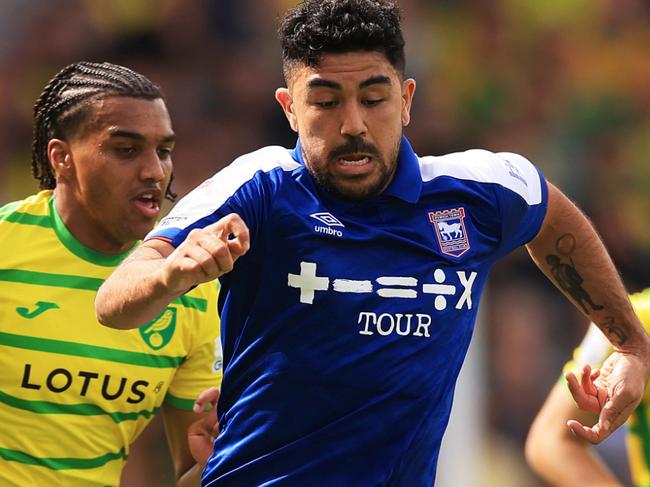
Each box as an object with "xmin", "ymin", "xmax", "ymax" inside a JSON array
[
  {"xmin": 338, "ymin": 155, "xmax": 371, "ymax": 166},
  {"xmin": 133, "ymin": 191, "xmax": 162, "ymax": 219},
  {"xmin": 334, "ymin": 153, "xmax": 374, "ymax": 176}
]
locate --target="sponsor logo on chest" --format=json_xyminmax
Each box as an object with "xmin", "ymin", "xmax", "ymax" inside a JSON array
[{"xmin": 287, "ymin": 261, "xmax": 478, "ymax": 338}]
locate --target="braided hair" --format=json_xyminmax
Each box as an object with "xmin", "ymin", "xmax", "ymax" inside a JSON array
[{"xmin": 31, "ymin": 61, "xmax": 176, "ymax": 202}]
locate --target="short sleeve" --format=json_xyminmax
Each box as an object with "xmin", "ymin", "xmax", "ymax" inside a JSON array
[
  {"xmin": 492, "ymin": 152, "xmax": 548, "ymax": 257},
  {"xmin": 164, "ymin": 280, "xmax": 223, "ymax": 411},
  {"xmin": 146, "ymin": 145, "xmax": 298, "ymax": 247}
]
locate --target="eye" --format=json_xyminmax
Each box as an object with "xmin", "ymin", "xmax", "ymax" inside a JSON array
[
  {"xmin": 157, "ymin": 147, "xmax": 173, "ymax": 158},
  {"xmin": 363, "ymin": 98, "xmax": 385, "ymax": 107},
  {"xmin": 315, "ymin": 100, "xmax": 338, "ymax": 109},
  {"xmin": 115, "ymin": 146, "xmax": 136, "ymax": 157}
]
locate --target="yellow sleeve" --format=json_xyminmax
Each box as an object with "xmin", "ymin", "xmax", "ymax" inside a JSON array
[
  {"xmin": 631, "ymin": 288, "xmax": 650, "ymax": 334},
  {"xmin": 562, "ymin": 324, "xmax": 612, "ymax": 379},
  {"xmin": 165, "ymin": 280, "xmax": 223, "ymax": 411}
]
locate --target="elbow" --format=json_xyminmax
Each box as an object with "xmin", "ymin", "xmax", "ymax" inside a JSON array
[
  {"xmin": 524, "ymin": 425, "xmax": 548, "ymax": 476},
  {"xmin": 525, "ymin": 413, "xmax": 562, "ymax": 478}
]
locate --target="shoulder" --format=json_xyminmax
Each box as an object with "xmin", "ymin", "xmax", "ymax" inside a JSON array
[
  {"xmin": 0, "ymin": 191, "xmax": 53, "ymax": 240},
  {"xmin": 155, "ymin": 146, "xmax": 298, "ymax": 232},
  {"xmin": 217, "ymin": 145, "xmax": 300, "ymax": 185},
  {"xmin": 0, "ymin": 191, "xmax": 51, "ymax": 218},
  {"xmin": 419, "ymin": 149, "xmax": 544, "ymax": 205}
]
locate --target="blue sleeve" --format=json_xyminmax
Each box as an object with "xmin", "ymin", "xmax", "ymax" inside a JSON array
[{"xmin": 493, "ymin": 156, "xmax": 549, "ymax": 258}]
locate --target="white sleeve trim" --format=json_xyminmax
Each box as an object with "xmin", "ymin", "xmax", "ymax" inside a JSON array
[
  {"xmin": 419, "ymin": 149, "xmax": 543, "ymax": 205},
  {"xmin": 154, "ymin": 146, "xmax": 299, "ymax": 232}
]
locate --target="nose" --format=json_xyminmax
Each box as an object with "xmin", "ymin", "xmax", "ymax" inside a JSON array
[
  {"xmin": 140, "ymin": 150, "xmax": 166, "ymax": 183},
  {"xmin": 340, "ymin": 101, "xmax": 367, "ymax": 137}
]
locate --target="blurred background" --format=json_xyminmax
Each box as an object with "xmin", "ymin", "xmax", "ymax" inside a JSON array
[{"xmin": 1, "ymin": 0, "xmax": 649, "ymax": 485}]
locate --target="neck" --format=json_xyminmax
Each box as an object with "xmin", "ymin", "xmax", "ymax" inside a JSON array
[{"xmin": 52, "ymin": 187, "xmax": 134, "ymax": 255}]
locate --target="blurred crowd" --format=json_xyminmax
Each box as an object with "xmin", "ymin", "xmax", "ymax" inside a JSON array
[{"xmin": 1, "ymin": 0, "xmax": 649, "ymax": 485}]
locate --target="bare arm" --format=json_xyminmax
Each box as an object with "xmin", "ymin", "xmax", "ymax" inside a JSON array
[
  {"xmin": 163, "ymin": 387, "xmax": 221, "ymax": 487},
  {"xmin": 96, "ymin": 213, "xmax": 249, "ymax": 330},
  {"xmin": 526, "ymin": 183, "xmax": 650, "ymax": 442},
  {"xmin": 525, "ymin": 381, "xmax": 622, "ymax": 487}
]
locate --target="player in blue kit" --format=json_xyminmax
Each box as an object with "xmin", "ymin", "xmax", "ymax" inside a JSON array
[{"xmin": 96, "ymin": 0, "xmax": 650, "ymax": 485}]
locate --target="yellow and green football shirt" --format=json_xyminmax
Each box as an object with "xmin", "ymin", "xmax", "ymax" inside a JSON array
[
  {"xmin": 565, "ymin": 288, "xmax": 650, "ymax": 487},
  {"xmin": 0, "ymin": 191, "xmax": 223, "ymax": 487}
]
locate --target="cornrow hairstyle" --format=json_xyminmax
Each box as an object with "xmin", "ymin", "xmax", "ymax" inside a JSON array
[
  {"xmin": 31, "ymin": 61, "xmax": 177, "ymax": 202},
  {"xmin": 279, "ymin": 0, "xmax": 405, "ymax": 81}
]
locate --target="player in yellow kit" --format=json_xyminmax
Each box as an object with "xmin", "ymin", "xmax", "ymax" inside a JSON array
[
  {"xmin": 526, "ymin": 288, "xmax": 650, "ymax": 486},
  {"xmin": 0, "ymin": 62, "xmax": 221, "ymax": 486}
]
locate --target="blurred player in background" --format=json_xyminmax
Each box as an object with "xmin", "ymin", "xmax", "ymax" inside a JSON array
[
  {"xmin": 526, "ymin": 288, "xmax": 650, "ymax": 487},
  {"xmin": 95, "ymin": 1, "xmax": 650, "ymax": 485},
  {"xmin": 0, "ymin": 62, "xmax": 221, "ymax": 486}
]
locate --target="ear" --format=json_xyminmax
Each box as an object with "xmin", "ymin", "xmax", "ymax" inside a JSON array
[
  {"xmin": 401, "ymin": 78, "xmax": 417, "ymax": 127},
  {"xmin": 47, "ymin": 139, "xmax": 74, "ymax": 181},
  {"xmin": 275, "ymin": 88, "xmax": 299, "ymax": 133}
]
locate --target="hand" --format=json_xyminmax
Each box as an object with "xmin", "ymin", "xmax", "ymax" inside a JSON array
[
  {"xmin": 566, "ymin": 352, "xmax": 648, "ymax": 443},
  {"xmin": 187, "ymin": 387, "xmax": 221, "ymax": 467},
  {"xmin": 162, "ymin": 213, "xmax": 249, "ymax": 294}
]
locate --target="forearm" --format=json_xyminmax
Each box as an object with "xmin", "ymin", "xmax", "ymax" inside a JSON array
[
  {"xmin": 526, "ymin": 184, "xmax": 650, "ymax": 354},
  {"xmin": 96, "ymin": 245, "xmax": 183, "ymax": 330},
  {"xmin": 528, "ymin": 437, "xmax": 620, "ymax": 487},
  {"xmin": 177, "ymin": 463, "xmax": 204, "ymax": 487},
  {"xmin": 526, "ymin": 384, "xmax": 622, "ymax": 486}
]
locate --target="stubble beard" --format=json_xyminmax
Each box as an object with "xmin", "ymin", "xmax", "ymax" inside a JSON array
[{"xmin": 304, "ymin": 136, "xmax": 401, "ymax": 201}]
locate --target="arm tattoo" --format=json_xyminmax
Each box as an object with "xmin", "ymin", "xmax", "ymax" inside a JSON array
[
  {"xmin": 545, "ymin": 243, "xmax": 604, "ymax": 314},
  {"xmin": 602, "ymin": 316, "xmax": 628, "ymax": 347}
]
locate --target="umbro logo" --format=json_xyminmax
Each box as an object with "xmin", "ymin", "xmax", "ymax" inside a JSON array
[
  {"xmin": 310, "ymin": 212, "xmax": 344, "ymax": 238},
  {"xmin": 310, "ymin": 212, "xmax": 345, "ymax": 227}
]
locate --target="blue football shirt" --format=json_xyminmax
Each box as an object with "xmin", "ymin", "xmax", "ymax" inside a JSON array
[{"xmin": 148, "ymin": 137, "xmax": 548, "ymax": 486}]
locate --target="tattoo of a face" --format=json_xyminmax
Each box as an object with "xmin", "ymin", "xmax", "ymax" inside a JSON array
[
  {"xmin": 545, "ymin": 234, "xmax": 604, "ymax": 314},
  {"xmin": 602, "ymin": 316, "xmax": 628, "ymax": 347}
]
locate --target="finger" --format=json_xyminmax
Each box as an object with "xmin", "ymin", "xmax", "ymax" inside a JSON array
[
  {"xmin": 566, "ymin": 372, "xmax": 600, "ymax": 413},
  {"xmin": 206, "ymin": 215, "xmax": 250, "ymax": 258},
  {"xmin": 193, "ymin": 387, "xmax": 220, "ymax": 413},
  {"xmin": 225, "ymin": 215, "xmax": 250, "ymax": 257},
  {"xmin": 580, "ymin": 364, "xmax": 597, "ymax": 397},
  {"xmin": 567, "ymin": 420, "xmax": 602, "ymax": 444},
  {"xmin": 598, "ymin": 393, "xmax": 637, "ymax": 438},
  {"xmin": 181, "ymin": 244, "xmax": 226, "ymax": 280}
]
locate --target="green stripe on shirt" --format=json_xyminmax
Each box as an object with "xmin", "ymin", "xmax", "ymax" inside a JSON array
[
  {"xmin": 0, "ymin": 446, "xmax": 126, "ymax": 470},
  {"xmin": 0, "ymin": 269, "xmax": 103, "ymax": 291},
  {"xmin": 632, "ymin": 404, "xmax": 650, "ymax": 479},
  {"xmin": 0, "ymin": 332, "xmax": 185, "ymax": 368},
  {"xmin": 0, "ymin": 390, "xmax": 158, "ymax": 423},
  {"xmin": 0, "ymin": 269, "xmax": 208, "ymax": 311},
  {"xmin": 0, "ymin": 211, "xmax": 51, "ymax": 228}
]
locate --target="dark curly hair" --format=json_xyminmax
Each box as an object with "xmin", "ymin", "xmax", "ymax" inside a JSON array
[
  {"xmin": 279, "ymin": 0, "xmax": 405, "ymax": 81},
  {"xmin": 32, "ymin": 61, "xmax": 176, "ymax": 202}
]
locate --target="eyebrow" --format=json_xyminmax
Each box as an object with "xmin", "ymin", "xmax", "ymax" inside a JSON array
[
  {"xmin": 108, "ymin": 129, "xmax": 176, "ymax": 144},
  {"xmin": 307, "ymin": 75, "xmax": 392, "ymax": 91}
]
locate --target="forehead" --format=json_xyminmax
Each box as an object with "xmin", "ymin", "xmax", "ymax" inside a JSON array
[
  {"xmin": 291, "ymin": 51, "xmax": 400, "ymax": 89},
  {"xmin": 86, "ymin": 96, "xmax": 172, "ymax": 137}
]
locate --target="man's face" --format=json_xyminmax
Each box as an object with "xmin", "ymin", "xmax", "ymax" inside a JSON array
[
  {"xmin": 276, "ymin": 51, "xmax": 416, "ymax": 200},
  {"xmin": 54, "ymin": 96, "xmax": 175, "ymax": 253}
]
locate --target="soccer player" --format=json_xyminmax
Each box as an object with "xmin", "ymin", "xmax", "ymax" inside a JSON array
[
  {"xmin": 95, "ymin": 1, "xmax": 650, "ymax": 485},
  {"xmin": 525, "ymin": 288, "xmax": 650, "ymax": 487},
  {"xmin": 0, "ymin": 62, "xmax": 221, "ymax": 486}
]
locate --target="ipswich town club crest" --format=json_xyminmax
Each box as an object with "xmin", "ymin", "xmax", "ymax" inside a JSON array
[{"xmin": 428, "ymin": 207, "xmax": 470, "ymax": 257}]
